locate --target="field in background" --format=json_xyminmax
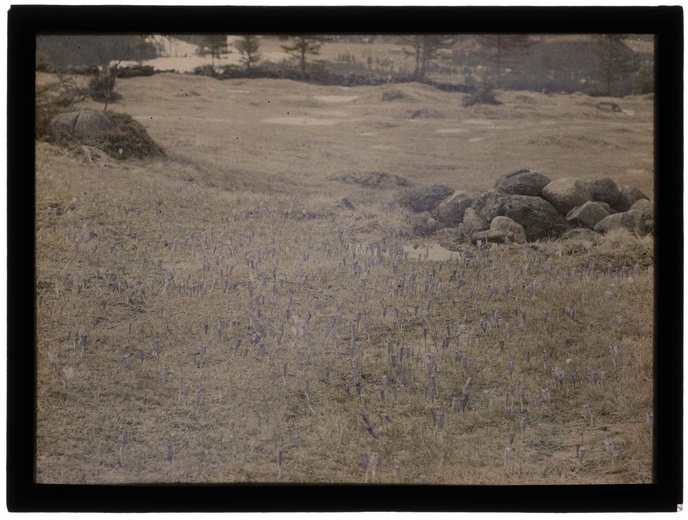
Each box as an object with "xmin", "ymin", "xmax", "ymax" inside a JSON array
[{"xmin": 35, "ymin": 71, "xmax": 654, "ymax": 484}]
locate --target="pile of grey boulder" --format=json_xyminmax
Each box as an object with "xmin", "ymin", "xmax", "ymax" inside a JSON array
[{"xmin": 400, "ymin": 169, "xmax": 653, "ymax": 244}]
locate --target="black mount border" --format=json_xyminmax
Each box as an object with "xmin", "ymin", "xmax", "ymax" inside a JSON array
[{"xmin": 7, "ymin": 4, "xmax": 683, "ymax": 513}]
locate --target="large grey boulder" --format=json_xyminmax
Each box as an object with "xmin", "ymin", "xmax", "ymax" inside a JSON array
[
  {"xmin": 470, "ymin": 190, "xmax": 503, "ymax": 223},
  {"xmin": 588, "ymin": 177, "xmax": 621, "ymax": 206},
  {"xmin": 499, "ymin": 195, "xmax": 572, "ymax": 241},
  {"xmin": 613, "ymin": 185, "xmax": 649, "ymax": 212},
  {"xmin": 50, "ymin": 110, "xmax": 115, "ymax": 143},
  {"xmin": 433, "ymin": 191, "xmax": 476, "ymax": 227},
  {"xmin": 494, "ymin": 169, "xmax": 551, "ymax": 196},
  {"xmin": 399, "ymin": 185, "xmax": 454, "ymax": 213},
  {"xmin": 594, "ymin": 211, "xmax": 647, "ymax": 235},
  {"xmin": 566, "ymin": 201, "xmax": 610, "ymax": 229},
  {"xmin": 542, "ymin": 177, "xmax": 593, "ymax": 215},
  {"xmin": 470, "ymin": 191, "xmax": 570, "ymax": 241}
]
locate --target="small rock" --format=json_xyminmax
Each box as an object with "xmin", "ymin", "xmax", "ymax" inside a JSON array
[
  {"xmin": 490, "ymin": 216, "xmax": 527, "ymax": 243},
  {"xmin": 340, "ymin": 198, "xmax": 356, "ymax": 210}
]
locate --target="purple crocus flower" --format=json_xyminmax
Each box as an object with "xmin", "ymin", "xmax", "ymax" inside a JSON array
[
  {"xmin": 460, "ymin": 393, "xmax": 469, "ymax": 414},
  {"xmin": 360, "ymin": 451, "xmax": 369, "ymax": 471}
]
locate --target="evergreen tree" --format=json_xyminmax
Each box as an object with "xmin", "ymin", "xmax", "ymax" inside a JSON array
[
  {"xmin": 402, "ymin": 35, "xmax": 458, "ymax": 81},
  {"xmin": 596, "ymin": 35, "xmax": 639, "ymax": 96},
  {"xmin": 280, "ymin": 35, "xmax": 328, "ymax": 78},
  {"xmin": 235, "ymin": 35, "xmax": 262, "ymax": 72},
  {"xmin": 200, "ymin": 35, "xmax": 228, "ymax": 67}
]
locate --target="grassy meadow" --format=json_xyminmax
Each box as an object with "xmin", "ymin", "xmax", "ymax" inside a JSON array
[{"xmin": 35, "ymin": 68, "xmax": 654, "ymax": 485}]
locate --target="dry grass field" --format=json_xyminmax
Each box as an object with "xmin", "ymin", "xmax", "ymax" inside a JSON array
[{"xmin": 35, "ymin": 68, "xmax": 654, "ymax": 485}]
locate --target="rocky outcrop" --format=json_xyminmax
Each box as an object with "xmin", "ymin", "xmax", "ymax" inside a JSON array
[{"xmin": 405, "ymin": 170, "xmax": 651, "ymax": 245}]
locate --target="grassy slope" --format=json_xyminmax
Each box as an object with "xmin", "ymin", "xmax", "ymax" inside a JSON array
[{"xmin": 35, "ymin": 73, "xmax": 654, "ymax": 484}]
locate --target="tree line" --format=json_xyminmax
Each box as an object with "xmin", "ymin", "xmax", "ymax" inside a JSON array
[{"xmin": 37, "ymin": 34, "xmax": 648, "ymax": 97}]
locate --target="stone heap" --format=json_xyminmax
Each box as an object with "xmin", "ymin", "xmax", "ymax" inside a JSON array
[{"xmin": 401, "ymin": 169, "xmax": 653, "ymax": 244}]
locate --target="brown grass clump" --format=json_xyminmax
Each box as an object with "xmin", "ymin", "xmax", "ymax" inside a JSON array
[{"xmin": 95, "ymin": 112, "xmax": 166, "ymax": 160}]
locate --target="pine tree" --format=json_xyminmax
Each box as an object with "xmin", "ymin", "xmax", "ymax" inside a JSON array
[
  {"xmin": 280, "ymin": 35, "xmax": 328, "ymax": 79},
  {"xmin": 235, "ymin": 35, "xmax": 262, "ymax": 72}
]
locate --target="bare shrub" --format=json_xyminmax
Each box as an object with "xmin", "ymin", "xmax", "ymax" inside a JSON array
[
  {"xmin": 89, "ymin": 68, "xmax": 120, "ymax": 103},
  {"xmin": 35, "ymin": 78, "xmax": 88, "ymax": 141}
]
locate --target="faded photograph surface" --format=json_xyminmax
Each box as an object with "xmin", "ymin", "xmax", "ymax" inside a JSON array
[{"xmin": 35, "ymin": 34, "xmax": 654, "ymax": 484}]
